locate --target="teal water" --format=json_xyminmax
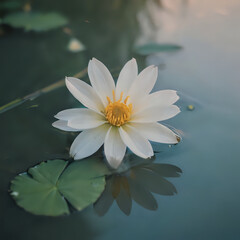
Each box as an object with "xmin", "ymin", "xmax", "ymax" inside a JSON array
[{"xmin": 1, "ymin": 0, "xmax": 240, "ymax": 239}]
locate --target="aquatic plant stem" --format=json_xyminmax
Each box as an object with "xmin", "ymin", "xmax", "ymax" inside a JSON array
[{"xmin": 0, "ymin": 68, "xmax": 87, "ymax": 114}]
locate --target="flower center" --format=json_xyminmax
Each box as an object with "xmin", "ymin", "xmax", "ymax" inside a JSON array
[{"xmin": 105, "ymin": 90, "xmax": 132, "ymax": 126}]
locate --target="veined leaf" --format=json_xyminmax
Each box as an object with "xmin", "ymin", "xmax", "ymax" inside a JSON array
[
  {"xmin": 10, "ymin": 160, "xmax": 69, "ymax": 216},
  {"xmin": 57, "ymin": 158, "xmax": 110, "ymax": 211},
  {"xmin": 10, "ymin": 158, "xmax": 108, "ymax": 216}
]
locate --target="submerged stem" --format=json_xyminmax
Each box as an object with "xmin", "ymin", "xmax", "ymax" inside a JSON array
[{"xmin": 0, "ymin": 68, "xmax": 87, "ymax": 114}]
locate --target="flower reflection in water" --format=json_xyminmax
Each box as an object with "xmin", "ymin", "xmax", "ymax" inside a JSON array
[{"xmin": 94, "ymin": 160, "xmax": 182, "ymax": 216}]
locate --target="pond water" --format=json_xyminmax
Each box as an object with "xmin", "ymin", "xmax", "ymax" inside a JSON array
[{"xmin": 1, "ymin": 0, "xmax": 240, "ymax": 239}]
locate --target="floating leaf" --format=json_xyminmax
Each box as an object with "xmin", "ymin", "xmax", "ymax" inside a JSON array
[
  {"xmin": 0, "ymin": 1, "xmax": 21, "ymax": 10},
  {"xmin": 10, "ymin": 160, "xmax": 69, "ymax": 216},
  {"xmin": 57, "ymin": 158, "xmax": 109, "ymax": 211},
  {"xmin": 10, "ymin": 158, "xmax": 108, "ymax": 216},
  {"xmin": 3, "ymin": 12, "xmax": 68, "ymax": 32},
  {"xmin": 134, "ymin": 43, "xmax": 182, "ymax": 55},
  {"xmin": 68, "ymin": 38, "xmax": 86, "ymax": 53}
]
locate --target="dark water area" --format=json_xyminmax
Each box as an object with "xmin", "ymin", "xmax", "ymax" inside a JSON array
[{"xmin": 1, "ymin": 0, "xmax": 240, "ymax": 239}]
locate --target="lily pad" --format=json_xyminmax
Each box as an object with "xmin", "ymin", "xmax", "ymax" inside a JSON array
[
  {"xmin": 10, "ymin": 160, "xmax": 69, "ymax": 216},
  {"xmin": 10, "ymin": 158, "xmax": 108, "ymax": 216},
  {"xmin": 134, "ymin": 43, "xmax": 182, "ymax": 55},
  {"xmin": 57, "ymin": 158, "xmax": 110, "ymax": 211},
  {"xmin": 0, "ymin": 1, "xmax": 21, "ymax": 10},
  {"xmin": 3, "ymin": 12, "xmax": 68, "ymax": 32}
]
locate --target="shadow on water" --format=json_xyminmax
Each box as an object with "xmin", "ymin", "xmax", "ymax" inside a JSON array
[{"xmin": 94, "ymin": 160, "xmax": 182, "ymax": 216}]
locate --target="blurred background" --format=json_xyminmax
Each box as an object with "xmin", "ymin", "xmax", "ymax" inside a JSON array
[{"xmin": 1, "ymin": 0, "xmax": 240, "ymax": 239}]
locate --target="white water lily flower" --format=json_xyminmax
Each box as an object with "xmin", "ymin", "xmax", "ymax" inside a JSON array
[{"xmin": 53, "ymin": 58, "xmax": 180, "ymax": 169}]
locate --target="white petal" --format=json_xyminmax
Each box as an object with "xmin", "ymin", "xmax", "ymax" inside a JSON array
[
  {"xmin": 88, "ymin": 58, "xmax": 115, "ymax": 107},
  {"xmin": 66, "ymin": 77, "xmax": 104, "ymax": 113},
  {"xmin": 134, "ymin": 90, "xmax": 179, "ymax": 113},
  {"xmin": 115, "ymin": 58, "xmax": 138, "ymax": 100},
  {"xmin": 131, "ymin": 105, "xmax": 180, "ymax": 123},
  {"xmin": 104, "ymin": 126, "xmax": 126, "ymax": 169},
  {"xmin": 67, "ymin": 108, "xmax": 106, "ymax": 130},
  {"xmin": 70, "ymin": 124, "xmax": 110, "ymax": 159},
  {"xmin": 52, "ymin": 120, "xmax": 79, "ymax": 132},
  {"xmin": 128, "ymin": 65, "xmax": 158, "ymax": 107},
  {"xmin": 55, "ymin": 108, "xmax": 103, "ymax": 121},
  {"xmin": 129, "ymin": 122, "xmax": 178, "ymax": 144},
  {"xmin": 119, "ymin": 125, "xmax": 153, "ymax": 159}
]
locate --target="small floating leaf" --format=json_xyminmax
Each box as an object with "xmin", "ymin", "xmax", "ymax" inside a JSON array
[
  {"xmin": 0, "ymin": 1, "xmax": 21, "ymax": 10},
  {"xmin": 10, "ymin": 158, "xmax": 108, "ymax": 216},
  {"xmin": 68, "ymin": 38, "xmax": 86, "ymax": 53},
  {"xmin": 134, "ymin": 43, "xmax": 182, "ymax": 55},
  {"xmin": 3, "ymin": 12, "xmax": 68, "ymax": 32}
]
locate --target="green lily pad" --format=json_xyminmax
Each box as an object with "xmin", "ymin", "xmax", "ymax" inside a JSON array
[
  {"xmin": 57, "ymin": 158, "xmax": 110, "ymax": 211},
  {"xmin": 0, "ymin": 1, "xmax": 21, "ymax": 10},
  {"xmin": 10, "ymin": 158, "xmax": 108, "ymax": 216},
  {"xmin": 10, "ymin": 160, "xmax": 69, "ymax": 216},
  {"xmin": 134, "ymin": 43, "xmax": 183, "ymax": 55},
  {"xmin": 3, "ymin": 12, "xmax": 68, "ymax": 32}
]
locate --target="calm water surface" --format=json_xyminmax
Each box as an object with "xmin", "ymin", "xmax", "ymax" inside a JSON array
[{"xmin": 1, "ymin": 0, "xmax": 240, "ymax": 239}]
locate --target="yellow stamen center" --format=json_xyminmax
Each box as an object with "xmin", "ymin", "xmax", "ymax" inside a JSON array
[{"xmin": 105, "ymin": 90, "xmax": 132, "ymax": 126}]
